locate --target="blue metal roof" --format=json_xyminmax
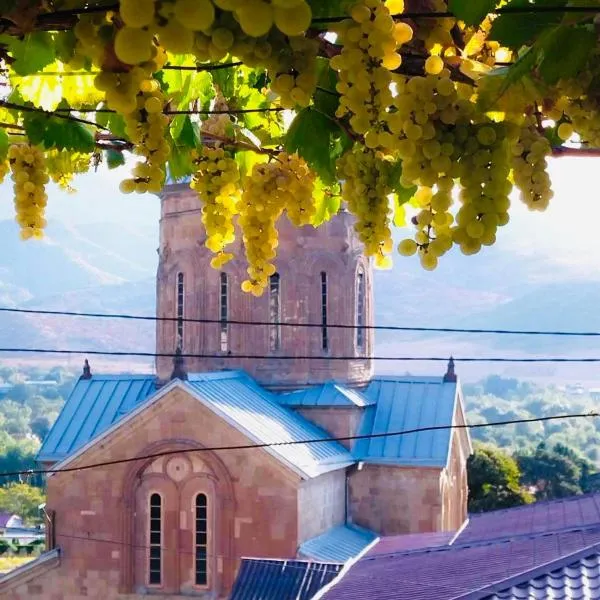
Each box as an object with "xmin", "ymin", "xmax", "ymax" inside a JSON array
[
  {"xmin": 299, "ymin": 524, "xmax": 378, "ymax": 563},
  {"xmin": 37, "ymin": 375, "xmax": 156, "ymax": 463},
  {"xmin": 230, "ymin": 558, "xmax": 342, "ymax": 600},
  {"xmin": 185, "ymin": 372, "xmax": 354, "ymax": 478},
  {"xmin": 352, "ymin": 376, "xmax": 458, "ymax": 467},
  {"xmin": 277, "ymin": 383, "xmax": 374, "ymax": 408}
]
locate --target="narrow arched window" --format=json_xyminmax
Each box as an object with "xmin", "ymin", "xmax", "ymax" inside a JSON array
[
  {"xmin": 176, "ymin": 272, "xmax": 184, "ymax": 348},
  {"xmin": 195, "ymin": 493, "xmax": 208, "ymax": 586},
  {"xmin": 321, "ymin": 271, "xmax": 328, "ymax": 352},
  {"xmin": 356, "ymin": 269, "xmax": 366, "ymax": 351},
  {"xmin": 269, "ymin": 273, "xmax": 281, "ymax": 352},
  {"xmin": 149, "ymin": 493, "xmax": 162, "ymax": 585},
  {"xmin": 219, "ymin": 272, "xmax": 228, "ymax": 352}
]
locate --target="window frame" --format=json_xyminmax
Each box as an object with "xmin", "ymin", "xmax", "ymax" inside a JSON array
[
  {"xmin": 148, "ymin": 492, "xmax": 162, "ymax": 587},
  {"xmin": 219, "ymin": 272, "xmax": 229, "ymax": 353},
  {"xmin": 269, "ymin": 272, "xmax": 281, "ymax": 352},
  {"xmin": 176, "ymin": 272, "xmax": 184, "ymax": 349},
  {"xmin": 320, "ymin": 271, "xmax": 329, "ymax": 353},
  {"xmin": 356, "ymin": 268, "xmax": 366, "ymax": 353},
  {"xmin": 194, "ymin": 493, "xmax": 209, "ymax": 588}
]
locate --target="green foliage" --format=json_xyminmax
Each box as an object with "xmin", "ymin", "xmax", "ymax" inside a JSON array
[
  {"xmin": 468, "ymin": 444, "xmax": 534, "ymax": 512},
  {"xmin": 449, "ymin": 0, "xmax": 496, "ymax": 26},
  {"xmin": 106, "ymin": 149, "xmax": 125, "ymax": 169},
  {"xmin": 0, "ymin": 483, "xmax": 45, "ymax": 525},
  {"xmin": 22, "ymin": 110, "xmax": 95, "ymax": 153},
  {"xmin": 3, "ymin": 32, "xmax": 56, "ymax": 76}
]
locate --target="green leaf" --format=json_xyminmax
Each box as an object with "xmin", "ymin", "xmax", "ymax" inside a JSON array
[
  {"xmin": 211, "ymin": 68, "xmax": 235, "ymax": 98},
  {"xmin": 313, "ymin": 57, "xmax": 339, "ymax": 118},
  {"xmin": 449, "ymin": 0, "xmax": 496, "ymax": 26},
  {"xmin": 176, "ymin": 116, "xmax": 201, "ymax": 148},
  {"xmin": 537, "ymin": 25, "xmax": 596, "ymax": 85},
  {"xmin": 167, "ymin": 143, "xmax": 194, "ymax": 181},
  {"xmin": 22, "ymin": 112, "xmax": 95, "ymax": 152},
  {"xmin": 9, "ymin": 33, "xmax": 56, "ymax": 76},
  {"xmin": 106, "ymin": 149, "xmax": 125, "ymax": 169},
  {"xmin": 234, "ymin": 149, "xmax": 267, "ymax": 180},
  {"xmin": 0, "ymin": 130, "xmax": 8, "ymax": 161},
  {"xmin": 306, "ymin": 0, "xmax": 353, "ymax": 19},
  {"xmin": 284, "ymin": 107, "xmax": 351, "ymax": 185},
  {"xmin": 489, "ymin": 0, "xmax": 566, "ymax": 49}
]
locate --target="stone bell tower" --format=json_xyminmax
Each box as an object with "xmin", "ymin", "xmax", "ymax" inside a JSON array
[{"xmin": 155, "ymin": 181, "xmax": 374, "ymax": 390}]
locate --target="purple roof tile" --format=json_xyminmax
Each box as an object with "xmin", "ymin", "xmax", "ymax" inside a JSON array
[
  {"xmin": 0, "ymin": 513, "xmax": 12, "ymax": 528},
  {"xmin": 320, "ymin": 527, "xmax": 600, "ymax": 600},
  {"xmin": 459, "ymin": 494, "xmax": 600, "ymax": 545},
  {"xmin": 368, "ymin": 531, "xmax": 454, "ymax": 556}
]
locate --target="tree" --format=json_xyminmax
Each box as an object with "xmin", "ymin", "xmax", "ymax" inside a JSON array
[
  {"xmin": 0, "ymin": 2, "xmax": 596, "ymax": 289},
  {"xmin": 30, "ymin": 416, "xmax": 50, "ymax": 443},
  {"xmin": 467, "ymin": 445, "xmax": 533, "ymax": 513},
  {"xmin": 516, "ymin": 442, "xmax": 583, "ymax": 501},
  {"xmin": 0, "ymin": 483, "xmax": 45, "ymax": 525}
]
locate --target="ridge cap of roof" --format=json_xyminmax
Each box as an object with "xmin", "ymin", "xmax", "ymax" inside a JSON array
[
  {"xmin": 453, "ymin": 541, "xmax": 600, "ymax": 600},
  {"xmin": 360, "ymin": 523, "xmax": 600, "ymax": 562}
]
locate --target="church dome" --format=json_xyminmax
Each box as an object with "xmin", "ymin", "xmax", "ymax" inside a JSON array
[{"xmin": 155, "ymin": 182, "xmax": 374, "ymax": 390}]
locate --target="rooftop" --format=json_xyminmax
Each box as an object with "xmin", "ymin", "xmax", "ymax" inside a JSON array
[{"xmin": 298, "ymin": 524, "xmax": 378, "ymax": 563}]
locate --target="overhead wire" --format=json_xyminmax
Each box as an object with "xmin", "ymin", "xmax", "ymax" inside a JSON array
[{"xmin": 1, "ymin": 413, "xmax": 596, "ymax": 479}]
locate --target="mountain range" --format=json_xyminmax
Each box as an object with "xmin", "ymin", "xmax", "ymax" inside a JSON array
[{"xmin": 0, "ymin": 214, "xmax": 599, "ymax": 384}]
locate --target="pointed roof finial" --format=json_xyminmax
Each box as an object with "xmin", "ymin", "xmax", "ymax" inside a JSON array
[
  {"xmin": 81, "ymin": 359, "xmax": 92, "ymax": 380},
  {"xmin": 443, "ymin": 356, "xmax": 457, "ymax": 383},
  {"xmin": 170, "ymin": 343, "xmax": 188, "ymax": 381}
]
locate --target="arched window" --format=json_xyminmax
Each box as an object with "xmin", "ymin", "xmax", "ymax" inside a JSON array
[
  {"xmin": 176, "ymin": 272, "xmax": 184, "ymax": 348},
  {"xmin": 195, "ymin": 493, "xmax": 208, "ymax": 586},
  {"xmin": 356, "ymin": 269, "xmax": 366, "ymax": 351},
  {"xmin": 269, "ymin": 273, "xmax": 281, "ymax": 352},
  {"xmin": 320, "ymin": 271, "xmax": 328, "ymax": 352},
  {"xmin": 149, "ymin": 493, "xmax": 162, "ymax": 585},
  {"xmin": 219, "ymin": 272, "xmax": 228, "ymax": 352}
]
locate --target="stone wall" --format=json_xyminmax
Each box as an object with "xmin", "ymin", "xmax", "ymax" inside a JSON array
[
  {"xmin": 5, "ymin": 387, "xmax": 303, "ymax": 599},
  {"xmin": 297, "ymin": 470, "xmax": 346, "ymax": 545},
  {"xmin": 296, "ymin": 407, "xmax": 363, "ymax": 450},
  {"xmin": 348, "ymin": 464, "xmax": 443, "ymax": 535},
  {"xmin": 155, "ymin": 184, "xmax": 374, "ymax": 389}
]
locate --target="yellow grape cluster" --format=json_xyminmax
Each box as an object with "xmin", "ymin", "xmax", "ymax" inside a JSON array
[
  {"xmin": 191, "ymin": 146, "xmax": 240, "ymax": 269},
  {"xmin": 511, "ymin": 119, "xmax": 553, "ymax": 211},
  {"xmin": 238, "ymin": 152, "xmax": 315, "ymax": 295},
  {"xmin": 0, "ymin": 159, "xmax": 9, "ymax": 184},
  {"xmin": 337, "ymin": 145, "xmax": 393, "ymax": 268},
  {"xmin": 46, "ymin": 151, "xmax": 92, "ymax": 192},
  {"xmin": 8, "ymin": 144, "xmax": 49, "ymax": 240},
  {"xmin": 331, "ymin": 0, "xmax": 412, "ymax": 150}
]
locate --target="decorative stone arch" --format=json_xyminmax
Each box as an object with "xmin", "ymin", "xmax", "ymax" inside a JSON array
[{"xmin": 119, "ymin": 438, "xmax": 236, "ymax": 595}]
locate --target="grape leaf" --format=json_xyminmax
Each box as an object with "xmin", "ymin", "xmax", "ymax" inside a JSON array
[
  {"xmin": 314, "ymin": 57, "xmax": 339, "ymax": 118},
  {"xmin": 306, "ymin": 0, "xmax": 353, "ymax": 19},
  {"xmin": 9, "ymin": 32, "xmax": 56, "ymax": 76},
  {"xmin": 313, "ymin": 179, "xmax": 342, "ymax": 226},
  {"xmin": 106, "ymin": 149, "xmax": 125, "ymax": 169},
  {"xmin": 284, "ymin": 107, "xmax": 351, "ymax": 185},
  {"xmin": 22, "ymin": 112, "xmax": 95, "ymax": 152},
  {"xmin": 448, "ymin": 0, "xmax": 496, "ymax": 26},
  {"xmin": 167, "ymin": 142, "xmax": 194, "ymax": 181},
  {"xmin": 537, "ymin": 25, "xmax": 596, "ymax": 85},
  {"xmin": 489, "ymin": 0, "xmax": 567, "ymax": 49},
  {"xmin": 175, "ymin": 116, "xmax": 201, "ymax": 148},
  {"xmin": 0, "ymin": 129, "xmax": 8, "ymax": 161}
]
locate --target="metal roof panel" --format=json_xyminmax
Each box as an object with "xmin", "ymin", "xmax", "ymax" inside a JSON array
[
  {"xmin": 299, "ymin": 524, "xmax": 378, "ymax": 563},
  {"xmin": 277, "ymin": 382, "xmax": 374, "ymax": 408}
]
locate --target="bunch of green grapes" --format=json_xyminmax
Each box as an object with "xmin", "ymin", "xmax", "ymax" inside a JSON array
[
  {"xmin": 46, "ymin": 151, "xmax": 92, "ymax": 192},
  {"xmin": 331, "ymin": 0, "xmax": 412, "ymax": 150},
  {"xmin": 8, "ymin": 144, "xmax": 49, "ymax": 240},
  {"xmin": 337, "ymin": 145, "xmax": 393, "ymax": 268},
  {"xmin": 511, "ymin": 119, "xmax": 553, "ymax": 211},
  {"xmin": 237, "ymin": 151, "xmax": 315, "ymax": 294},
  {"xmin": 0, "ymin": 159, "xmax": 9, "ymax": 184},
  {"xmin": 191, "ymin": 145, "xmax": 240, "ymax": 269}
]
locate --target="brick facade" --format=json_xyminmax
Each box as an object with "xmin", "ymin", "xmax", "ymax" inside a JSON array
[{"xmin": 154, "ymin": 184, "xmax": 374, "ymax": 389}]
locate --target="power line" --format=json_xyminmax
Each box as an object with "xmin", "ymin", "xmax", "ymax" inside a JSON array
[
  {"xmin": 0, "ymin": 413, "xmax": 596, "ymax": 479},
  {"xmin": 3, "ymin": 306, "xmax": 600, "ymax": 338},
  {"xmin": 2, "ymin": 347, "xmax": 600, "ymax": 363}
]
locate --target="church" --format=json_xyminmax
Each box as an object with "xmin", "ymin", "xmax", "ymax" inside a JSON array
[{"xmin": 0, "ymin": 181, "xmax": 471, "ymax": 599}]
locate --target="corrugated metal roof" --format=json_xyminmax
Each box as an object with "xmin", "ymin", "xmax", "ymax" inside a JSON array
[
  {"xmin": 277, "ymin": 383, "xmax": 374, "ymax": 408},
  {"xmin": 368, "ymin": 531, "xmax": 454, "ymax": 556},
  {"xmin": 185, "ymin": 372, "xmax": 354, "ymax": 478},
  {"xmin": 37, "ymin": 375, "xmax": 156, "ymax": 462},
  {"xmin": 298, "ymin": 524, "xmax": 378, "ymax": 563},
  {"xmin": 230, "ymin": 558, "xmax": 342, "ymax": 600},
  {"xmin": 352, "ymin": 376, "xmax": 458, "ymax": 467},
  {"xmin": 479, "ymin": 550, "xmax": 600, "ymax": 599}
]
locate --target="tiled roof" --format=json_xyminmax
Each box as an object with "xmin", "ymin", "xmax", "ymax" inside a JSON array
[
  {"xmin": 42, "ymin": 371, "xmax": 354, "ymax": 479},
  {"xmin": 37, "ymin": 375, "xmax": 156, "ymax": 462},
  {"xmin": 184, "ymin": 372, "xmax": 354, "ymax": 478},
  {"xmin": 277, "ymin": 383, "xmax": 374, "ymax": 408},
  {"xmin": 352, "ymin": 376, "xmax": 461, "ymax": 467},
  {"xmin": 298, "ymin": 524, "xmax": 378, "ymax": 563},
  {"xmin": 320, "ymin": 526, "xmax": 600, "ymax": 600},
  {"xmin": 467, "ymin": 545, "xmax": 600, "ymax": 599},
  {"xmin": 229, "ymin": 558, "xmax": 342, "ymax": 600},
  {"xmin": 367, "ymin": 530, "xmax": 454, "ymax": 556},
  {"xmin": 459, "ymin": 493, "xmax": 600, "ymax": 545}
]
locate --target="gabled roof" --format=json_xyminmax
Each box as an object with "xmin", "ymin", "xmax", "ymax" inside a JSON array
[
  {"xmin": 277, "ymin": 383, "xmax": 374, "ymax": 408},
  {"xmin": 42, "ymin": 371, "xmax": 354, "ymax": 479},
  {"xmin": 352, "ymin": 376, "xmax": 465, "ymax": 467},
  {"xmin": 298, "ymin": 524, "xmax": 378, "ymax": 563},
  {"xmin": 37, "ymin": 375, "xmax": 156, "ymax": 462},
  {"xmin": 230, "ymin": 558, "xmax": 342, "ymax": 600}
]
